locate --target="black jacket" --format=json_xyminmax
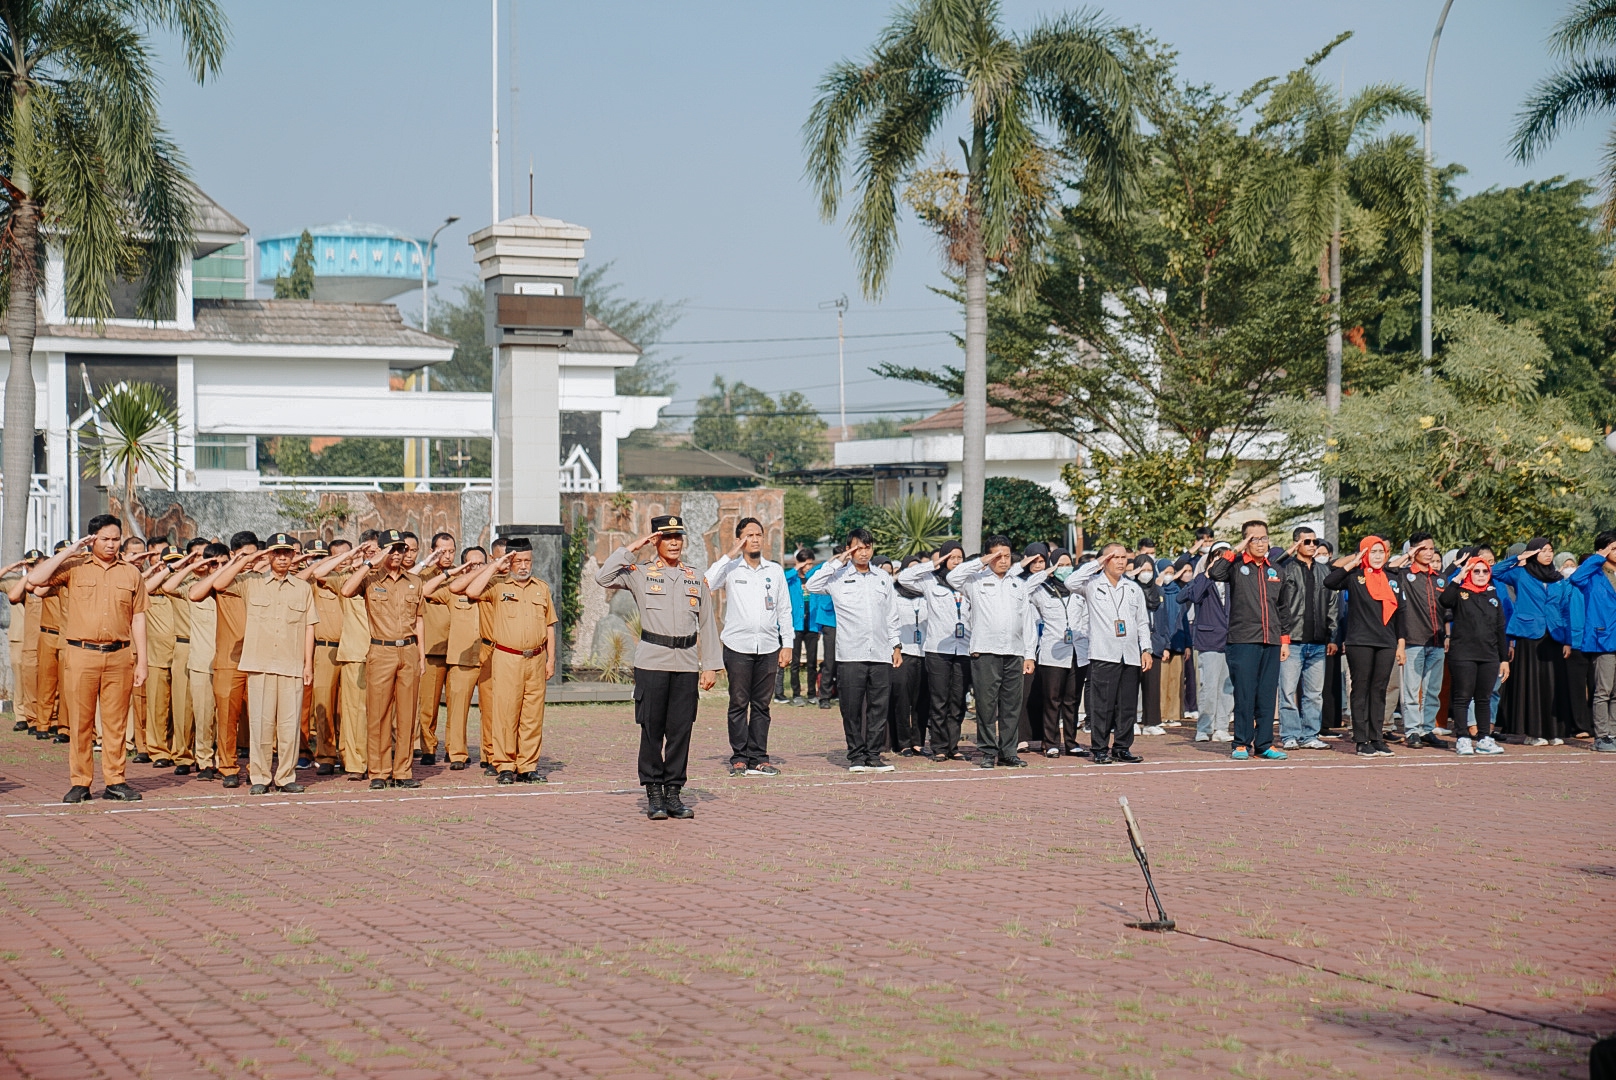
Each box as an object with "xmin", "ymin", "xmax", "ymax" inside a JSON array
[
  {"xmin": 1438, "ymin": 579, "xmax": 1510, "ymax": 663},
  {"xmin": 1323, "ymin": 565, "xmax": 1401, "ymax": 649},
  {"xmin": 1275, "ymin": 553, "xmax": 1338, "ymax": 645},
  {"xmin": 1206, "ymin": 551, "xmax": 1286, "ymax": 646},
  {"xmin": 1396, "ymin": 568, "xmax": 1447, "ymax": 648}
]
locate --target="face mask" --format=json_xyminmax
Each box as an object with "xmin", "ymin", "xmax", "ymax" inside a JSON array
[
  {"xmin": 1560, "ymin": 565, "xmax": 1576, "ymax": 578},
  {"xmin": 1314, "ymin": 554, "xmax": 1330, "ymax": 565},
  {"xmin": 1137, "ymin": 570, "xmax": 1155, "ymax": 584},
  {"xmin": 1053, "ymin": 566, "xmax": 1073, "ymax": 581}
]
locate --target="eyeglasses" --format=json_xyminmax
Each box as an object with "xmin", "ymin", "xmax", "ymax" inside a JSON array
[{"xmin": 1297, "ymin": 538, "xmax": 1317, "ymax": 546}]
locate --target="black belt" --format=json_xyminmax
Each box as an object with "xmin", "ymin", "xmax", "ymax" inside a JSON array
[
  {"xmin": 40, "ymin": 627, "xmax": 58, "ymax": 635},
  {"xmin": 175, "ymin": 636, "xmax": 189, "ymax": 644},
  {"xmin": 67, "ymin": 639, "xmax": 129, "ymax": 652},
  {"xmin": 641, "ymin": 630, "xmax": 698, "ymax": 650},
  {"xmin": 315, "ymin": 638, "xmax": 340, "ymax": 648},
  {"xmin": 371, "ymin": 636, "xmax": 418, "ymax": 647},
  {"xmin": 491, "ymin": 642, "xmax": 546, "ymax": 659}
]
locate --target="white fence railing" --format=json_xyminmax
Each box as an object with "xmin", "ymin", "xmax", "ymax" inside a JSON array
[
  {"xmin": 249, "ymin": 476, "xmax": 493, "ymax": 493},
  {"xmin": 0, "ymin": 474, "xmax": 67, "ymax": 552}
]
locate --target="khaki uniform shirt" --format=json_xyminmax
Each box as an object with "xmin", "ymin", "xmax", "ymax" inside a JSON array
[
  {"xmin": 327, "ymin": 572, "xmax": 371, "ymax": 663},
  {"xmin": 171, "ymin": 584, "xmax": 191, "ymax": 642},
  {"xmin": 4, "ymin": 574, "xmax": 23, "ymax": 645},
  {"xmin": 237, "ymin": 573, "xmax": 318, "ymax": 678},
  {"xmin": 48, "ymin": 557, "xmax": 149, "ymax": 642},
  {"xmin": 40, "ymin": 588, "xmax": 63, "ymax": 631},
  {"xmin": 594, "ymin": 547, "xmax": 722, "ymax": 672},
  {"xmin": 146, "ymin": 592, "xmax": 177, "ymax": 667},
  {"xmin": 421, "ymin": 580, "xmax": 452, "ymax": 656},
  {"xmin": 22, "ymin": 592, "xmax": 41, "ymax": 657},
  {"xmin": 312, "ymin": 581, "xmax": 344, "ymax": 645},
  {"xmin": 444, "ymin": 590, "xmax": 483, "ymax": 667},
  {"xmin": 187, "ymin": 592, "xmax": 217, "ymax": 674},
  {"xmin": 357, "ymin": 568, "xmax": 424, "ymax": 642},
  {"xmin": 476, "ymin": 575, "xmax": 556, "ymax": 653},
  {"xmin": 214, "ymin": 587, "xmax": 247, "ymax": 669}
]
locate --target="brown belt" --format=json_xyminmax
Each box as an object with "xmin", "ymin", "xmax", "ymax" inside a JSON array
[
  {"xmin": 371, "ymin": 636, "xmax": 418, "ymax": 647},
  {"xmin": 490, "ymin": 641, "xmax": 547, "ymax": 659},
  {"xmin": 67, "ymin": 639, "xmax": 129, "ymax": 652}
]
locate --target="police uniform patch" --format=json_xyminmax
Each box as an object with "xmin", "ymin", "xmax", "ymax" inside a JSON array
[
  {"xmin": 1240, "ymin": 565, "xmax": 1251, "ymax": 576},
  {"xmin": 647, "ymin": 583, "xmax": 664, "ymax": 594},
  {"xmin": 689, "ymin": 597, "xmax": 699, "ymax": 607}
]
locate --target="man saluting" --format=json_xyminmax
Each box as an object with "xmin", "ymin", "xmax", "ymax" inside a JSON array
[{"xmin": 595, "ymin": 515, "xmax": 722, "ymax": 821}]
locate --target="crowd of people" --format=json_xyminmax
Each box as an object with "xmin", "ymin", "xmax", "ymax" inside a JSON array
[{"xmin": 5, "ymin": 516, "xmax": 556, "ymax": 803}]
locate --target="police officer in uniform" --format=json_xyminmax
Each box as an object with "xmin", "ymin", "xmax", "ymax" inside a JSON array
[{"xmin": 595, "ymin": 515, "xmax": 722, "ymax": 820}]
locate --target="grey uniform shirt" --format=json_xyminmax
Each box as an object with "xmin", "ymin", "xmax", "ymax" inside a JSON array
[
  {"xmin": 804, "ymin": 559, "xmax": 902, "ymax": 663},
  {"xmin": 595, "ymin": 546, "xmax": 723, "ymax": 673}
]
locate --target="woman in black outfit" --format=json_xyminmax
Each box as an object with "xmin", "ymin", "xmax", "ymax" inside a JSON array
[
  {"xmin": 1439, "ymin": 554, "xmax": 1511, "ymax": 754},
  {"xmin": 1324, "ymin": 536, "xmax": 1401, "ymax": 758}
]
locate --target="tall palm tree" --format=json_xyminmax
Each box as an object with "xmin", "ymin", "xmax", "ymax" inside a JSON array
[
  {"xmin": 0, "ymin": 1, "xmax": 227, "ymax": 559},
  {"xmin": 803, "ymin": 0, "xmax": 1138, "ymax": 550},
  {"xmin": 84, "ymin": 381, "xmax": 179, "ymax": 538},
  {"xmin": 1513, "ymin": 0, "xmax": 1616, "ymax": 230},
  {"xmin": 1236, "ymin": 34, "xmax": 1427, "ymax": 544}
]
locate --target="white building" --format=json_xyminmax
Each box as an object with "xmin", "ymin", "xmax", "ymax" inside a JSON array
[{"xmin": 0, "ymin": 190, "xmax": 667, "ymax": 544}]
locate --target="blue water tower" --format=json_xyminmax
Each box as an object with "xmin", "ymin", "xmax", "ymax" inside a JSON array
[{"xmin": 256, "ymin": 220, "xmax": 435, "ymax": 302}]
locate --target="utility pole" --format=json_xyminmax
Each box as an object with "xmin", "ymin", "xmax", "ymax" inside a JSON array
[
  {"xmin": 820, "ymin": 295, "xmax": 849, "ymax": 441},
  {"xmin": 1422, "ymin": 0, "xmax": 1455, "ymax": 371},
  {"xmin": 490, "ymin": 0, "xmax": 500, "ymax": 224}
]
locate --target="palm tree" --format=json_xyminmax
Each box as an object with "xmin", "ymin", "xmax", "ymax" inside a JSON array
[
  {"xmin": 1513, "ymin": 0, "xmax": 1616, "ymax": 230},
  {"xmin": 84, "ymin": 381, "xmax": 180, "ymax": 538},
  {"xmin": 874, "ymin": 495, "xmax": 953, "ymax": 557},
  {"xmin": 803, "ymin": 0, "xmax": 1138, "ymax": 551},
  {"xmin": 1236, "ymin": 34, "xmax": 1427, "ymax": 545},
  {"xmin": 0, "ymin": 2, "xmax": 227, "ymax": 560}
]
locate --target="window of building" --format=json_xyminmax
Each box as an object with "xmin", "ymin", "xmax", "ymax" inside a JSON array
[
  {"xmin": 193, "ymin": 242, "xmax": 250, "ymax": 300},
  {"xmin": 196, "ymin": 433, "xmax": 253, "ymax": 471}
]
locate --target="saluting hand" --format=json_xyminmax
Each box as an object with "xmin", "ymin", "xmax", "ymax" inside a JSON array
[{"xmin": 630, "ymin": 532, "xmax": 660, "ymax": 552}]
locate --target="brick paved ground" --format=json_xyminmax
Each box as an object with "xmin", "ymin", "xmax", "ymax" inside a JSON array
[{"xmin": 0, "ymin": 698, "xmax": 1611, "ymax": 1080}]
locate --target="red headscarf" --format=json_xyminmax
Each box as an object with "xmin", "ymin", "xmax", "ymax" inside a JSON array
[
  {"xmin": 1461, "ymin": 560, "xmax": 1492, "ymax": 594},
  {"xmin": 1359, "ymin": 536, "xmax": 1397, "ymax": 624}
]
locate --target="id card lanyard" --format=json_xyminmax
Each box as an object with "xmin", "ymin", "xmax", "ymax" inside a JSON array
[
  {"xmin": 954, "ymin": 592, "xmax": 965, "ymax": 639},
  {"xmin": 1104, "ymin": 582, "xmax": 1127, "ymax": 637}
]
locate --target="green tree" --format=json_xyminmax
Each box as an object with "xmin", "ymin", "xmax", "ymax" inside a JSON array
[
  {"xmin": 273, "ymin": 229, "xmax": 315, "ymax": 299},
  {"xmin": 260, "ymin": 436, "xmax": 404, "ymax": 480},
  {"xmin": 784, "ymin": 488, "xmax": 828, "ymax": 549},
  {"xmin": 427, "ymin": 283, "xmax": 490, "ymax": 393},
  {"xmin": 83, "ymin": 382, "xmax": 180, "ymax": 538},
  {"xmin": 1279, "ymin": 307, "xmax": 1616, "ymax": 546},
  {"xmin": 1513, "ymin": 0, "xmax": 1616, "ymax": 230},
  {"xmin": 576, "ymin": 261, "xmax": 682, "ymax": 398},
  {"xmin": 1066, "ymin": 449, "xmax": 1223, "ymax": 552},
  {"xmin": 0, "ymin": 0, "xmax": 228, "ymax": 561},
  {"xmin": 1235, "ymin": 32, "xmax": 1428, "ymax": 544},
  {"xmin": 949, "ymin": 477, "xmax": 1064, "ymax": 551},
  {"xmin": 873, "ymin": 496, "xmax": 953, "ymax": 557},
  {"xmin": 804, "ymin": 0, "xmax": 1140, "ymax": 551},
  {"xmin": 690, "ymin": 377, "xmax": 826, "ymax": 476}
]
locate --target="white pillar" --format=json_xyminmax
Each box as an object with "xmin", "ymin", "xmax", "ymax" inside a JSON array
[
  {"xmin": 497, "ymin": 344, "xmax": 561, "ymax": 522},
  {"xmin": 600, "ymin": 409, "xmax": 620, "ymax": 493},
  {"xmin": 175, "ymin": 355, "xmax": 197, "ymax": 486}
]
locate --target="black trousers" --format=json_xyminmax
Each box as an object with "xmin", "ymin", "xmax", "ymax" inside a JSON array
[
  {"xmin": 925, "ymin": 652, "xmax": 969, "ymax": 754},
  {"xmin": 723, "ymin": 646, "xmax": 777, "ymax": 766},
  {"xmin": 1069, "ymin": 663, "xmax": 1091, "ymax": 748},
  {"xmin": 1344, "ymin": 645, "xmax": 1396, "ymax": 746},
  {"xmin": 971, "ymin": 653, "xmax": 1024, "ymax": 764},
  {"xmin": 837, "ymin": 660, "xmax": 891, "ymax": 765},
  {"xmin": 817, "ymin": 627, "xmax": 838, "ymax": 699},
  {"xmin": 1449, "ymin": 659, "xmax": 1501, "ymax": 738},
  {"xmin": 1225, "ymin": 641, "xmax": 1280, "ymax": 753},
  {"xmin": 634, "ymin": 667, "xmax": 699, "ymax": 786},
  {"xmin": 1017, "ymin": 664, "xmax": 1044, "ymax": 745},
  {"xmin": 1037, "ymin": 663, "xmax": 1076, "ymax": 749},
  {"xmin": 791, "ymin": 630, "xmax": 819, "ymax": 698},
  {"xmin": 890, "ymin": 651, "xmax": 928, "ymax": 749},
  {"xmin": 1140, "ymin": 654, "xmax": 1162, "ymax": 727},
  {"xmin": 1089, "ymin": 659, "xmax": 1139, "ymax": 753},
  {"xmin": 1322, "ymin": 650, "xmax": 1344, "ymax": 732}
]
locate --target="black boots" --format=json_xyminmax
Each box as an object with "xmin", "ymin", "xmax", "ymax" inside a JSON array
[
  {"xmin": 662, "ymin": 785, "xmax": 694, "ymax": 819},
  {"xmin": 645, "ymin": 782, "xmax": 669, "ymax": 820}
]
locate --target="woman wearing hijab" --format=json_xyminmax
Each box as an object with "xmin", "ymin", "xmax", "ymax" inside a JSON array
[
  {"xmin": 1015, "ymin": 543, "xmax": 1051, "ymax": 752},
  {"xmin": 1131, "ymin": 554, "xmax": 1167, "ymax": 736},
  {"xmin": 1494, "ymin": 538, "xmax": 1568, "ymax": 745},
  {"xmin": 1023, "ymin": 547, "xmax": 1089, "ymax": 757},
  {"xmin": 1325, "ymin": 536, "xmax": 1402, "ymax": 757},
  {"xmin": 891, "ymin": 555, "xmax": 931, "ymax": 756},
  {"xmin": 1440, "ymin": 555, "xmax": 1510, "ymax": 754},
  {"xmin": 1552, "ymin": 551, "xmax": 1594, "ymax": 740}
]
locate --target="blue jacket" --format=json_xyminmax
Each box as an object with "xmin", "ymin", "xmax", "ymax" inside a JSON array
[
  {"xmin": 785, "ymin": 567, "xmax": 808, "ymax": 633},
  {"xmin": 1492, "ymin": 561, "xmax": 1563, "ymax": 641},
  {"xmin": 1571, "ymin": 555, "xmax": 1616, "ymax": 653},
  {"xmin": 1182, "ymin": 572, "xmax": 1228, "ymax": 652},
  {"xmin": 807, "ymin": 588, "xmax": 836, "ymax": 632}
]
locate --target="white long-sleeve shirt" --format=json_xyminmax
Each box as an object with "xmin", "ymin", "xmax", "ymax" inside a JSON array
[
  {"xmin": 704, "ymin": 554, "xmax": 795, "ymax": 655},
  {"xmin": 896, "ymin": 588, "xmax": 927, "ymax": 657},
  {"xmin": 804, "ymin": 559, "xmax": 902, "ymax": 663},
  {"xmin": 1069, "ymin": 560, "xmax": 1152, "ymax": 665},
  {"xmin": 945, "ymin": 558, "xmax": 1048, "ymax": 657},
  {"xmin": 896, "ymin": 560, "xmax": 973, "ymax": 656},
  {"xmin": 1024, "ymin": 579, "xmax": 1089, "ymax": 667}
]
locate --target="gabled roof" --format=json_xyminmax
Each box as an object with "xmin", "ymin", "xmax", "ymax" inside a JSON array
[
  {"xmin": 903, "ymin": 399, "xmax": 1021, "ymax": 433},
  {"xmin": 566, "ymin": 314, "xmax": 641, "ymax": 356},
  {"xmin": 189, "ymin": 184, "xmax": 248, "ymax": 238},
  {"xmin": 42, "ymin": 299, "xmax": 453, "ymax": 351}
]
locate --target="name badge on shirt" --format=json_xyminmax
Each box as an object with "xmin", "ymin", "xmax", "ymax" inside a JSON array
[
  {"xmin": 1115, "ymin": 619, "xmax": 1127, "ymax": 638},
  {"xmin": 1064, "ymin": 627, "xmax": 1073, "ymax": 644},
  {"xmin": 955, "ymin": 622, "xmax": 966, "ymax": 639},
  {"xmin": 916, "ymin": 626, "xmax": 925, "ymax": 645}
]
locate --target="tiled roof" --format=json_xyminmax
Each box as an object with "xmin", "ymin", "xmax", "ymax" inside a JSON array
[
  {"xmin": 567, "ymin": 314, "xmax": 641, "ymax": 356},
  {"xmin": 190, "ymin": 184, "xmax": 248, "ymax": 237},
  {"xmin": 903, "ymin": 399, "xmax": 1021, "ymax": 432},
  {"xmin": 43, "ymin": 299, "xmax": 453, "ymax": 350}
]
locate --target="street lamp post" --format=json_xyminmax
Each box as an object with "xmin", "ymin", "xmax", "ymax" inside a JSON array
[
  {"xmin": 405, "ymin": 215, "xmax": 460, "ymax": 489},
  {"xmin": 1422, "ymin": 0, "xmax": 1456, "ymax": 368}
]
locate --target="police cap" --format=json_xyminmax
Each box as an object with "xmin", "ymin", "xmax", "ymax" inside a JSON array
[{"xmin": 650, "ymin": 515, "xmax": 685, "ymax": 536}]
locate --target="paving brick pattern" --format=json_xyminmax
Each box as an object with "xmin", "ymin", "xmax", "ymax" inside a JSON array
[{"xmin": 0, "ymin": 701, "xmax": 1610, "ymax": 1079}]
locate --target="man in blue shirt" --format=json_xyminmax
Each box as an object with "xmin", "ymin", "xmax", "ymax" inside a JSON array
[
  {"xmin": 809, "ymin": 546, "xmax": 840, "ymax": 708},
  {"xmin": 783, "ymin": 549, "xmax": 816, "ymax": 706},
  {"xmin": 1571, "ymin": 531, "xmax": 1616, "ymax": 752}
]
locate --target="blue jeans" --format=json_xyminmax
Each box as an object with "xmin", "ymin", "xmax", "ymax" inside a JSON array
[
  {"xmin": 1278, "ymin": 643, "xmax": 1327, "ymax": 742},
  {"xmin": 1195, "ymin": 649, "xmax": 1233, "ymax": 736},
  {"xmin": 1400, "ymin": 645, "xmax": 1446, "ymax": 736}
]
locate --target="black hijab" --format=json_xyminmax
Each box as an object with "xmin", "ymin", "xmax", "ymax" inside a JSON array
[
  {"xmin": 934, "ymin": 540, "xmax": 963, "ymax": 587},
  {"xmin": 1522, "ymin": 537, "xmax": 1562, "ymax": 584}
]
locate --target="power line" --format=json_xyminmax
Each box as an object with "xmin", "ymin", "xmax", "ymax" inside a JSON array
[
  {"xmin": 674, "ymin": 340, "xmax": 946, "ymax": 369},
  {"xmin": 659, "ymin": 329, "xmax": 953, "ymax": 345}
]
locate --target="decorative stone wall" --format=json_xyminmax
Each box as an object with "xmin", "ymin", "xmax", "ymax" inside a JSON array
[{"xmin": 124, "ymin": 489, "xmax": 494, "ymax": 550}]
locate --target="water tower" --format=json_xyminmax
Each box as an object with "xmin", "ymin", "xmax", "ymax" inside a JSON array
[{"xmin": 256, "ymin": 220, "xmax": 435, "ymax": 302}]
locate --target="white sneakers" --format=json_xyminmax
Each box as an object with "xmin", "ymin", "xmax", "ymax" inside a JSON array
[
  {"xmin": 1528, "ymin": 737, "xmax": 1549, "ymax": 746},
  {"xmin": 1140, "ymin": 725, "xmax": 1166, "ymax": 736},
  {"xmin": 1476, "ymin": 736, "xmax": 1504, "ymax": 754},
  {"xmin": 1194, "ymin": 732, "xmax": 1211, "ymax": 742},
  {"xmin": 1456, "ymin": 736, "xmax": 1474, "ymax": 755},
  {"xmin": 1211, "ymin": 730, "xmax": 1235, "ymax": 743}
]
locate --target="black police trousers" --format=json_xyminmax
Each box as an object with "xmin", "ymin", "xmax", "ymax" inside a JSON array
[{"xmin": 634, "ymin": 667, "xmax": 699, "ymax": 786}]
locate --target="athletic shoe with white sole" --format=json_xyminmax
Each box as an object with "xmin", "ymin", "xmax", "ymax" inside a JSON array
[
  {"xmin": 1455, "ymin": 736, "xmax": 1474, "ymax": 755},
  {"xmin": 1281, "ymin": 737, "xmax": 1300, "ymax": 750},
  {"xmin": 1300, "ymin": 738, "xmax": 1330, "ymax": 750},
  {"xmin": 1211, "ymin": 730, "xmax": 1234, "ymax": 743},
  {"xmin": 1194, "ymin": 732, "xmax": 1211, "ymax": 742},
  {"xmin": 1140, "ymin": 724, "xmax": 1166, "ymax": 736},
  {"xmin": 1476, "ymin": 736, "xmax": 1505, "ymax": 755}
]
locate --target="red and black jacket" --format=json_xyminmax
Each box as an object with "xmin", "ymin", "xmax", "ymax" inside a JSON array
[{"xmin": 1206, "ymin": 550, "xmax": 1290, "ymax": 647}]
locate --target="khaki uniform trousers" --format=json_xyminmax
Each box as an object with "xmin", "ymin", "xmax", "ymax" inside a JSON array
[
  {"xmin": 366, "ymin": 643, "xmax": 419, "ymax": 781},
  {"xmin": 442, "ymin": 663, "xmax": 479, "ymax": 765},
  {"xmin": 145, "ymin": 650, "xmax": 192, "ymax": 763},
  {"xmin": 212, "ymin": 666, "xmax": 248, "ymax": 777},
  {"xmin": 309, "ymin": 645, "xmax": 340, "ymax": 766},
  {"xmin": 247, "ymin": 672, "xmax": 303, "ymax": 788},
  {"xmin": 416, "ymin": 654, "xmax": 449, "ymax": 758},
  {"xmin": 189, "ymin": 667, "xmax": 217, "ymax": 769},
  {"xmin": 298, "ymin": 680, "xmax": 314, "ymax": 761},
  {"xmin": 11, "ymin": 639, "xmax": 31, "ymax": 726},
  {"xmin": 116, "ymin": 682, "xmax": 148, "ymax": 754},
  {"xmin": 64, "ymin": 644, "xmax": 135, "ymax": 788},
  {"xmin": 36, "ymin": 631, "xmax": 62, "ymax": 732},
  {"xmin": 19, "ymin": 636, "xmax": 38, "ymax": 730},
  {"xmin": 487, "ymin": 647, "xmax": 549, "ymax": 774},
  {"xmin": 337, "ymin": 660, "xmax": 367, "ymax": 775},
  {"xmin": 1158, "ymin": 651, "xmax": 1186, "ymax": 724}
]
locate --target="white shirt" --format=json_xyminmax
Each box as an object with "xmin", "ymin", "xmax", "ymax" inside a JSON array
[
  {"xmin": 895, "ymin": 560, "xmax": 973, "ymax": 656},
  {"xmin": 896, "ymin": 587, "xmax": 927, "ymax": 657},
  {"xmin": 1024, "ymin": 578, "xmax": 1089, "ymax": 667},
  {"xmin": 705, "ymin": 554, "xmax": 795, "ymax": 655},
  {"xmin": 946, "ymin": 558, "xmax": 1048, "ymax": 657},
  {"xmin": 1069, "ymin": 561, "xmax": 1152, "ymax": 665},
  {"xmin": 805, "ymin": 559, "xmax": 902, "ymax": 663}
]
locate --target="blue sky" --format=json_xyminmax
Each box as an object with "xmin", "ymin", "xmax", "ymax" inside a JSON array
[{"xmin": 155, "ymin": 1, "xmax": 1603, "ymax": 424}]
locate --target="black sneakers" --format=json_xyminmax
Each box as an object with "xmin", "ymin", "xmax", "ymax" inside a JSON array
[
  {"xmin": 102, "ymin": 783, "xmax": 141, "ymax": 801},
  {"xmin": 62, "ymin": 785, "xmax": 91, "ymax": 804}
]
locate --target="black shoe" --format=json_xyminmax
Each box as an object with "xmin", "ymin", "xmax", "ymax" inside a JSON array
[
  {"xmin": 393, "ymin": 778, "xmax": 421, "ymax": 789},
  {"xmin": 646, "ymin": 782, "xmax": 669, "ymax": 820},
  {"xmin": 978, "ymin": 757, "xmax": 996, "ymax": 769},
  {"xmin": 153, "ymin": 758, "xmax": 173, "ymax": 768},
  {"xmin": 1066, "ymin": 745, "xmax": 1092, "ymax": 758},
  {"xmin": 418, "ymin": 750, "xmax": 434, "ymax": 765},
  {"xmin": 196, "ymin": 767, "xmax": 218, "ymax": 781},
  {"xmin": 279, "ymin": 783, "xmax": 306, "ymax": 793},
  {"xmin": 174, "ymin": 764, "xmax": 191, "ymax": 776},
  {"xmin": 663, "ymin": 784, "xmax": 695, "ymax": 819},
  {"xmin": 1112, "ymin": 750, "xmax": 1144, "ymax": 764},
  {"xmin": 1372, "ymin": 741, "xmax": 1395, "ymax": 757},
  {"xmin": 13, "ymin": 720, "xmax": 28, "ymax": 731},
  {"xmin": 102, "ymin": 783, "xmax": 142, "ymax": 801},
  {"xmin": 369, "ymin": 778, "xmax": 387, "ymax": 790},
  {"xmin": 249, "ymin": 784, "xmax": 269, "ymax": 795},
  {"xmin": 315, "ymin": 762, "xmax": 334, "ymax": 775},
  {"xmin": 62, "ymin": 785, "xmax": 91, "ymax": 803},
  {"xmin": 481, "ymin": 762, "xmax": 495, "ymax": 774},
  {"xmin": 1356, "ymin": 743, "xmax": 1377, "ymax": 758},
  {"xmin": 34, "ymin": 729, "xmax": 50, "ymax": 739},
  {"xmin": 515, "ymin": 771, "xmax": 534, "ymax": 783},
  {"xmin": 53, "ymin": 732, "xmax": 69, "ymax": 743},
  {"xmin": 237, "ymin": 746, "xmax": 249, "ymax": 758},
  {"xmin": 221, "ymin": 774, "xmax": 241, "ymax": 788},
  {"xmin": 1420, "ymin": 732, "xmax": 1448, "ymax": 750},
  {"xmin": 898, "ymin": 747, "xmax": 918, "ymax": 757},
  {"xmin": 1002, "ymin": 757, "xmax": 1028, "ymax": 768},
  {"xmin": 1092, "ymin": 753, "xmax": 1115, "ymax": 766},
  {"xmin": 818, "ymin": 698, "xmax": 835, "ymax": 710},
  {"xmin": 496, "ymin": 771, "xmax": 516, "ymax": 786},
  {"xmin": 130, "ymin": 752, "xmax": 152, "ymax": 764},
  {"xmin": 449, "ymin": 761, "xmax": 467, "ymax": 771}
]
